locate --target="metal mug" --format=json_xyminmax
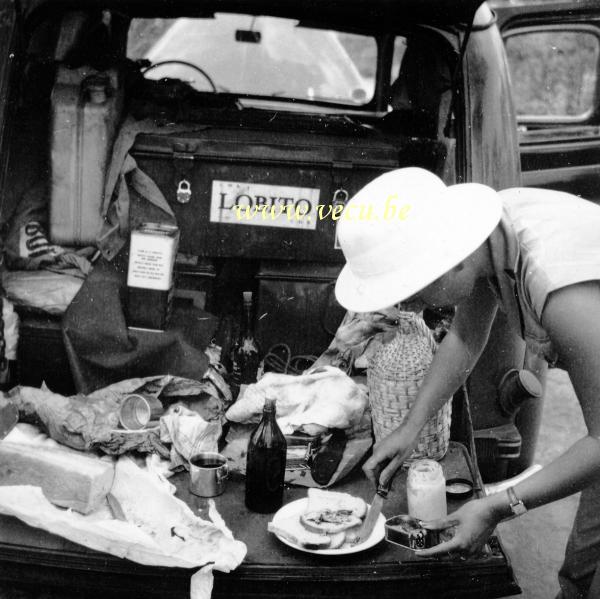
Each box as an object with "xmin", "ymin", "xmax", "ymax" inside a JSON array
[
  {"xmin": 189, "ymin": 452, "xmax": 229, "ymax": 497},
  {"xmin": 119, "ymin": 393, "xmax": 164, "ymax": 430}
]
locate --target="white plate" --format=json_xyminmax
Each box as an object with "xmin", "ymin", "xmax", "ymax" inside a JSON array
[{"xmin": 270, "ymin": 498, "xmax": 385, "ymax": 555}]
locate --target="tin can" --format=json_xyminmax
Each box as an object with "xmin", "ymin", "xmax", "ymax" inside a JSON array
[
  {"xmin": 127, "ymin": 223, "xmax": 179, "ymax": 330},
  {"xmin": 384, "ymin": 514, "xmax": 440, "ymax": 550},
  {"xmin": 118, "ymin": 393, "xmax": 164, "ymax": 430}
]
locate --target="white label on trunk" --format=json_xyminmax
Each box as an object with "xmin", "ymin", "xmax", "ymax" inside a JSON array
[
  {"xmin": 127, "ymin": 233, "xmax": 176, "ymax": 290},
  {"xmin": 210, "ymin": 180, "xmax": 320, "ymax": 230}
]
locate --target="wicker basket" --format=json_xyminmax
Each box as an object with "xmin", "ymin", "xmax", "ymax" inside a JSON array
[{"xmin": 367, "ymin": 311, "xmax": 452, "ymax": 463}]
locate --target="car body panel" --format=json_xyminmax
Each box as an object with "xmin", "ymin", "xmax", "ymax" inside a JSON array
[
  {"xmin": 19, "ymin": 0, "xmax": 487, "ymax": 26},
  {"xmin": 492, "ymin": 0, "xmax": 600, "ymax": 203},
  {"xmin": 0, "ymin": 0, "xmax": 18, "ymax": 210}
]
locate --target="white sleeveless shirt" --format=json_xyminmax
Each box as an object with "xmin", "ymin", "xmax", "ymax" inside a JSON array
[{"xmin": 487, "ymin": 187, "xmax": 600, "ymax": 364}]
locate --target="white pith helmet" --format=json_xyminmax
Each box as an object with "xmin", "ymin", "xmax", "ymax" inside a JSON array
[{"xmin": 334, "ymin": 167, "xmax": 502, "ymax": 313}]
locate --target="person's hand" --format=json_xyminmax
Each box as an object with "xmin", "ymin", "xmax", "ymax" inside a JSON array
[
  {"xmin": 416, "ymin": 498, "xmax": 501, "ymax": 559},
  {"xmin": 362, "ymin": 429, "xmax": 414, "ymax": 486}
]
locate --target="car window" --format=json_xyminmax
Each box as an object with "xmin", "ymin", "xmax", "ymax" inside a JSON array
[
  {"xmin": 127, "ymin": 14, "xmax": 377, "ymax": 106},
  {"xmin": 505, "ymin": 28, "xmax": 599, "ymax": 120}
]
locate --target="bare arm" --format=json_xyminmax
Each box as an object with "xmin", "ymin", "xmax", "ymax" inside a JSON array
[
  {"xmin": 363, "ymin": 277, "xmax": 499, "ymax": 485},
  {"xmin": 493, "ymin": 281, "xmax": 600, "ymax": 508},
  {"xmin": 420, "ymin": 281, "xmax": 600, "ymax": 557}
]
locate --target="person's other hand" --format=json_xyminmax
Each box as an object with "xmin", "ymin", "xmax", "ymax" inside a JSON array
[
  {"xmin": 416, "ymin": 498, "xmax": 501, "ymax": 559},
  {"xmin": 362, "ymin": 429, "xmax": 413, "ymax": 486}
]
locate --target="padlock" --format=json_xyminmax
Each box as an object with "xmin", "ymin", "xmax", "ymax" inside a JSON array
[
  {"xmin": 332, "ymin": 188, "xmax": 349, "ymax": 207},
  {"xmin": 176, "ymin": 179, "xmax": 192, "ymax": 204}
]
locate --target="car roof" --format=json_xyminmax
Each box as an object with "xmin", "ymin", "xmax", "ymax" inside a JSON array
[
  {"xmin": 490, "ymin": 0, "xmax": 600, "ymax": 26},
  {"xmin": 21, "ymin": 0, "xmax": 486, "ymax": 28}
]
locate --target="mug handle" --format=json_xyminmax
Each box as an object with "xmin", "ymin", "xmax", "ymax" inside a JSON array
[{"xmin": 217, "ymin": 462, "xmax": 229, "ymax": 483}]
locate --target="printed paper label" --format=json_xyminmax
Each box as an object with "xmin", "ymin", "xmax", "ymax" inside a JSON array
[{"xmin": 210, "ymin": 180, "xmax": 320, "ymax": 230}]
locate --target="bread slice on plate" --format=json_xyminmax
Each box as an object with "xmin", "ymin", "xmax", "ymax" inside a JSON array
[
  {"xmin": 298, "ymin": 488, "xmax": 367, "ymax": 535},
  {"xmin": 269, "ymin": 490, "xmax": 369, "ymax": 551},
  {"xmin": 300, "ymin": 510, "xmax": 362, "ymax": 534},
  {"xmin": 327, "ymin": 530, "xmax": 347, "ymax": 549},
  {"xmin": 306, "ymin": 488, "xmax": 368, "ymax": 519},
  {"xmin": 268, "ymin": 516, "xmax": 331, "ymax": 549}
]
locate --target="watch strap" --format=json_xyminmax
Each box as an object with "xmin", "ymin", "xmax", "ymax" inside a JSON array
[{"xmin": 506, "ymin": 486, "xmax": 527, "ymax": 518}]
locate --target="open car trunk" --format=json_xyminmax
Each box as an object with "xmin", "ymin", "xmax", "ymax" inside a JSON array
[{"xmin": 0, "ymin": 0, "xmax": 521, "ymax": 597}]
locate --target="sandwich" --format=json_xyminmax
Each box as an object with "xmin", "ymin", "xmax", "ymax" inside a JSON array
[{"xmin": 269, "ymin": 489, "xmax": 368, "ymax": 550}]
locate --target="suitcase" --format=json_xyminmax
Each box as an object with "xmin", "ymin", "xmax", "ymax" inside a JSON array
[
  {"xmin": 49, "ymin": 65, "xmax": 124, "ymax": 246},
  {"xmin": 130, "ymin": 121, "xmax": 448, "ymax": 262},
  {"xmin": 255, "ymin": 261, "xmax": 346, "ymax": 358}
]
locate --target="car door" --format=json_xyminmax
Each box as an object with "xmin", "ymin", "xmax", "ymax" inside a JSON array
[
  {"xmin": 0, "ymin": 0, "xmax": 19, "ymax": 207},
  {"xmin": 492, "ymin": 0, "xmax": 600, "ymax": 204}
]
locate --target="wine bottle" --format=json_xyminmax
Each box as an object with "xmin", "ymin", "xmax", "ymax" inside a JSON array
[
  {"xmin": 229, "ymin": 291, "xmax": 261, "ymax": 399},
  {"xmin": 245, "ymin": 397, "xmax": 287, "ymax": 513}
]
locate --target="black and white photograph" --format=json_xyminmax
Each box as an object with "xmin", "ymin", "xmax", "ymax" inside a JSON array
[{"xmin": 0, "ymin": 1, "xmax": 599, "ymax": 597}]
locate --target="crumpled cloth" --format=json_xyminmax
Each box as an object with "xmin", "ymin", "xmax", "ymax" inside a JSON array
[
  {"xmin": 0, "ymin": 453, "xmax": 247, "ymax": 599},
  {"xmin": 312, "ymin": 303, "xmax": 426, "ymax": 371},
  {"xmin": 98, "ymin": 116, "xmax": 209, "ymax": 260},
  {"xmin": 3, "ymin": 269, "xmax": 84, "ymax": 315},
  {"xmin": 225, "ymin": 366, "xmax": 368, "ymax": 436},
  {"xmin": 160, "ymin": 403, "xmax": 222, "ymax": 470},
  {"xmin": 62, "ymin": 250, "xmax": 218, "ymax": 393},
  {"xmin": 6, "ymin": 373, "xmax": 230, "ymax": 456},
  {"xmin": 4, "ymin": 182, "xmax": 96, "ymax": 275}
]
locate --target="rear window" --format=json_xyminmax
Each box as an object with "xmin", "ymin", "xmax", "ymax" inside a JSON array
[{"xmin": 127, "ymin": 14, "xmax": 377, "ymax": 106}]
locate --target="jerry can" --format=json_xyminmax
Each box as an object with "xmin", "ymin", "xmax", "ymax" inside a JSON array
[{"xmin": 49, "ymin": 65, "xmax": 124, "ymax": 246}]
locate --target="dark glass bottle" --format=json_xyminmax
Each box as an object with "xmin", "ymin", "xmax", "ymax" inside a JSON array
[
  {"xmin": 229, "ymin": 291, "xmax": 261, "ymax": 399},
  {"xmin": 245, "ymin": 397, "xmax": 287, "ymax": 513}
]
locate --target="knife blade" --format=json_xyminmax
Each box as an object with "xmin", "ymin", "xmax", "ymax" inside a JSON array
[
  {"xmin": 357, "ymin": 453, "xmax": 405, "ymax": 544},
  {"xmin": 356, "ymin": 482, "xmax": 390, "ymax": 544},
  {"xmin": 0, "ymin": 397, "xmax": 18, "ymax": 440}
]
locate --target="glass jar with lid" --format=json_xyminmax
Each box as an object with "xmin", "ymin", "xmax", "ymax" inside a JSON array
[{"xmin": 406, "ymin": 458, "xmax": 447, "ymax": 522}]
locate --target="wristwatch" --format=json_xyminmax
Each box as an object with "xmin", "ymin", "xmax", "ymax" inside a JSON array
[{"xmin": 506, "ymin": 486, "xmax": 527, "ymax": 518}]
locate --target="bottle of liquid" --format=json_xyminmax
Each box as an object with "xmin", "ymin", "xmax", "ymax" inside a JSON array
[
  {"xmin": 406, "ymin": 459, "xmax": 447, "ymax": 522},
  {"xmin": 245, "ymin": 397, "xmax": 287, "ymax": 513},
  {"xmin": 229, "ymin": 291, "xmax": 261, "ymax": 399}
]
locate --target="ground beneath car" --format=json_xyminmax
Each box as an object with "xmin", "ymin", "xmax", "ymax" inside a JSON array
[
  {"xmin": 498, "ymin": 367, "xmax": 586, "ymax": 599},
  {"xmin": 0, "ymin": 369, "xmax": 587, "ymax": 599}
]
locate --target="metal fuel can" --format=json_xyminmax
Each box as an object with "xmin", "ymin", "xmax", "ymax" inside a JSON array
[{"xmin": 126, "ymin": 222, "xmax": 179, "ymax": 331}]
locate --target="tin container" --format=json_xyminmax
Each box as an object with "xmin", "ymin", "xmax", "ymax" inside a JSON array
[
  {"xmin": 118, "ymin": 393, "xmax": 164, "ymax": 430},
  {"xmin": 127, "ymin": 223, "xmax": 180, "ymax": 330},
  {"xmin": 385, "ymin": 515, "xmax": 440, "ymax": 550},
  {"xmin": 189, "ymin": 452, "xmax": 229, "ymax": 497}
]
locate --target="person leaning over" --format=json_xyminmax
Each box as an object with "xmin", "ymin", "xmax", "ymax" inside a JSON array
[{"xmin": 334, "ymin": 167, "xmax": 600, "ymax": 599}]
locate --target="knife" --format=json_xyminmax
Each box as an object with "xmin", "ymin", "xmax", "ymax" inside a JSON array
[
  {"xmin": 356, "ymin": 481, "xmax": 390, "ymax": 544},
  {"xmin": 356, "ymin": 454, "xmax": 405, "ymax": 544}
]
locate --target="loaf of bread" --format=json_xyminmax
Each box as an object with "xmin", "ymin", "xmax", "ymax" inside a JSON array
[{"xmin": 0, "ymin": 441, "xmax": 114, "ymax": 514}]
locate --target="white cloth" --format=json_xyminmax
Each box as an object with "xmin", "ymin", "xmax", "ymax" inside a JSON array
[{"xmin": 0, "ymin": 426, "xmax": 246, "ymax": 599}]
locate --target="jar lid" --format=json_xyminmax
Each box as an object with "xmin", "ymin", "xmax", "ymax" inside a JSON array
[{"xmin": 445, "ymin": 478, "xmax": 474, "ymax": 500}]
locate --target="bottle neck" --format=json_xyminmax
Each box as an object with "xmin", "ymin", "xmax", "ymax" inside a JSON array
[
  {"xmin": 263, "ymin": 398, "xmax": 277, "ymax": 419},
  {"xmin": 242, "ymin": 301, "xmax": 254, "ymax": 337}
]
